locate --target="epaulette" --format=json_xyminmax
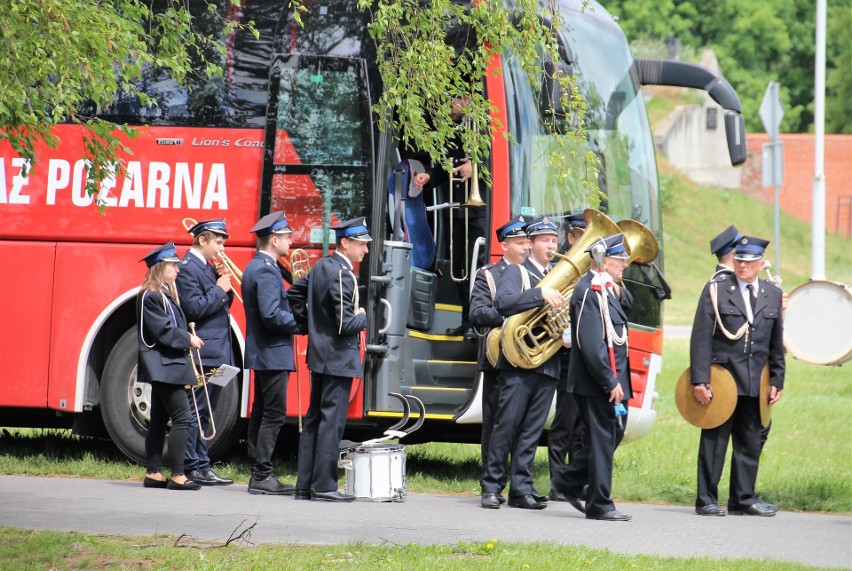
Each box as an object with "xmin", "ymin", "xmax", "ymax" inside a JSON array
[
  {"xmin": 709, "ymin": 270, "xmax": 732, "ymax": 283},
  {"xmin": 180, "ymin": 258, "xmax": 190, "ymax": 265}
]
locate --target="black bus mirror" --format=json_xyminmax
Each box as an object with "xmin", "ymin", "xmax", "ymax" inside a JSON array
[{"xmin": 724, "ymin": 111, "xmax": 747, "ymax": 166}]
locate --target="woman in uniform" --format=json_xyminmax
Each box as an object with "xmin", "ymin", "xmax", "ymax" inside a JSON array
[{"xmin": 137, "ymin": 242, "xmax": 204, "ymax": 491}]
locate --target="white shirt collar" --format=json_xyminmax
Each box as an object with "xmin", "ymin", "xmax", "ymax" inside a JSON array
[
  {"xmin": 258, "ymin": 250, "xmax": 278, "ymax": 262},
  {"xmin": 528, "ymin": 257, "xmax": 549, "ymax": 276},
  {"xmin": 189, "ymin": 247, "xmax": 207, "ymax": 264},
  {"xmin": 334, "ymin": 250, "xmax": 353, "ymax": 270}
]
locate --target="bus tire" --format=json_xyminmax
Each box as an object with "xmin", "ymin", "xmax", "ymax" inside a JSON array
[{"xmin": 100, "ymin": 328, "xmax": 241, "ymax": 465}]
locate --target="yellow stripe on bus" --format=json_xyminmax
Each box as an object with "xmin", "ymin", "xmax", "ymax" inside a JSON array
[{"xmin": 366, "ymin": 411, "xmax": 456, "ymax": 420}]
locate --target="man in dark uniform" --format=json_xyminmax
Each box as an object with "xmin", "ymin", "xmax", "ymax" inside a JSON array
[
  {"xmin": 551, "ymin": 233, "xmax": 634, "ymax": 521},
  {"xmin": 241, "ymin": 211, "xmax": 302, "ymax": 495},
  {"xmin": 288, "ymin": 217, "xmax": 370, "ymax": 502},
  {"xmin": 547, "ymin": 212, "xmax": 588, "ymax": 499},
  {"xmin": 480, "ymin": 216, "xmax": 564, "ymax": 510},
  {"xmin": 413, "ymin": 95, "xmax": 485, "ymax": 342},
  {"xmin": 691, "ymin": 236, "xmax": 785, "ymax": 517},
  {"xmin": 175, "ymin": 218, "xmax": 235, "ymax": 486},
  {"xmin": 469, "ymin": 215, "xmax": 530, "ymax": 503}
]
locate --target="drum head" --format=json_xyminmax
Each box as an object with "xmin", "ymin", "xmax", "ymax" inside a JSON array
[
  {"xmin": 784, "ymin": 281, "xmax": 852, "ymax": 365},
  {"xmin": 759, "ymin": 365, "xmax": 771, "ymax": 428}
]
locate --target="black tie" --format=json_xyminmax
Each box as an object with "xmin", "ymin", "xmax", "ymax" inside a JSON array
[{"xmin": 747, "ymin": 284, "xmax": 757, "ymax": 314}]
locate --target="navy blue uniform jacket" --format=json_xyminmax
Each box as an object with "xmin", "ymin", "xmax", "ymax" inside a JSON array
[
  {"xmin": 288, "ymin": 252, "xmax": 367, "ymax": 379},
  {"xmin": 690, "ymin": 273, "xmax": 785, "ymax": 395},
  {"xmin": 241, "ymin": 252, "xmax": 301, "ymax": 371},
  {"xmin": 567, "ymin": 271, "xmax": 633, "ymax": 400},
  {"xmin": 494, "ymin": 258, "xmax": 561, "ymax": 380},
  {"xmin": 136, "ymin": 288, "xmax": 194, "ymax": 386},
  {"xmin": 175, "ymin": 251, "xmax": 234, "ymax": 368},
  {"xmin": 469, "ymin": 259, "xmax": 510, "ymax": 371}
]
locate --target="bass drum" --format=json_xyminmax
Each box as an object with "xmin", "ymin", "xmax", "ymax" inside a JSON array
[{"xmin": 784, "ymin": 280, "xmax": 852, "ymax": 366}]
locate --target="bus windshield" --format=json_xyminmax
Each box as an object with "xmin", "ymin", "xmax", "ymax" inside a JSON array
[{"xmin": 502, "ymin": 8, "xmax": 663, "ymax": 327}]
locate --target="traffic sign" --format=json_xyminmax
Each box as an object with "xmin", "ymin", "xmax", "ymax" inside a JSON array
[{"xmin": 759, "ymin": 82, "xmax": 784, "ymax": 140}]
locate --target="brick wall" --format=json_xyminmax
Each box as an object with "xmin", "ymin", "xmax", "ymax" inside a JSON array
[{"xmin": 741, "ymin": 134, "xmax": 852, "ymax": 235}]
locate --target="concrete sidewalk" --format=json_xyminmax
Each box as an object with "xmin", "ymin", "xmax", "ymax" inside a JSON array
[{"xmin": 1, "ymin": 476, "xmax": 849, "ymax": 568}]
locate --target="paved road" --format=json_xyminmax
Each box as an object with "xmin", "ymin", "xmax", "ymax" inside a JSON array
[{"xmin": 1, "ymin": 476, "xmax": 848, "ymax": 568}]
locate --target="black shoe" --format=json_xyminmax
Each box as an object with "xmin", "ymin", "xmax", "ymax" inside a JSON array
[
  {"xmin": 588, "ymin": 509, "xmax": 631, "ymax": 521},
  {"xmin": 201, "ymin": 468, "xmax": 233, "ymax": 486},
  {"xmin": 167, "ymin": 478, "xmax": 202, "ymax": 491},
  {"xmin": 463, "ymin": 328, "xmax": 478, "ymax": 342},
  {"xmin": 311, "ymin": 489, "xmax": 356, "ymax": 502},
  {"xmin": 248, "ymin": 475, "xmax": 296, "ymax": 496},
  {"xmin": 186, "ymin": 469, "xmax": 218, "ymax": 486},
  {"xmin": 294, "ymin": 488, "xmax": 312, "ymax": 500},
  {"xmin": 755, "ymin": 495, "xmax": 778, "ymax": 511},
  {"xmin": 508, "ymin": 494, "xmax": 547, "ymax": 510},
  {"xmin": 695, "ymin": 504, "xmax": 727, "ymax": 516},
  {"xmin": 143, "ymin": 476, "xmax": 168, "ymax": 489},
  {"xmin": 481, "ymin": 492, "xmax": 500, "ymax": 509},
  {"xmin": 446, "ymin": 325, "xmax": 465, "ymax": 336},
  {"xmin": 550, "ymin": 481, "xmax": 584, "ymax": 513},
  {"xmin": 728, "ymin": 503, "xmax": 777, "ymax": 517},
  {"xmin": 531, "ymin": 490, "xmax": 549, "ymax": 504}
]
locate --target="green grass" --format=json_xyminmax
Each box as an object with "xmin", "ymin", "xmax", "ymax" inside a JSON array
[
  {"xmin": 658, "ymin": 159, "xmax": 852, "ymax": 324},
  {"xmin": 0, "ymin": 527, "xmax": 827, "ymax": 571}
]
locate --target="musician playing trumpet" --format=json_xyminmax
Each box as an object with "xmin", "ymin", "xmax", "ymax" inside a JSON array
[
  {"xmin": 175, "ymin": 218, "xmax": 235, "ymax": 486},
  {"xmin": 137, "ymin": 242, "xmax": 204, "ymax": 491}
]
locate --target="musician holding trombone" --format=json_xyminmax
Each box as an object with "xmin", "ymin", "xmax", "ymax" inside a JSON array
[
  {"xmin": 175, "ymin": 218, "xmax": 235, "ymax": 486},
  {"xmin": 137, "ymin": 242, "xmax": 204, "ymax": 491}
]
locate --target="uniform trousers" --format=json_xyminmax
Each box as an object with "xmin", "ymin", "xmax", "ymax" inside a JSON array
[
  {"xmin": 479, "ymin": 368, "xmax": 499, "ymax": 471},
  {"xmin": 247, "ymin": 370, "xmax": 288, "ymax": 479},
  {"xmin": 145, "ymin": 382, "xmax": 193, "ymax": 475},
  {"xmin": 481, "ymin": 369, "xmax": 556, "ymax": 497},
  {"xmin": 547, "ymin": 387, "xmax": 585, "ymax": 480},
  {"xmin": 296, "ymin": 373, "xmax": 352, "ymax": 493},
  {"xmin": 696, "ymin": 395, "xmax": 763, "ymax": 510},
  {"xmin": 184, "ymin": 374, "xmax": 221, "ymax": 472},
  {"xmin": 552, "ymin": 394, "xmax": 625, "ymax": 517}
]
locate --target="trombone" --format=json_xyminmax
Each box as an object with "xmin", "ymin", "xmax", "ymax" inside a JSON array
[
  {"xmin": 186, "ymin": 322, "xmax": 217, "ymax": 441},
  {"xmin": 181, "ymin": 217, "xmax": 244, "ymax": 304},
  {"xmin": 448, "ymin": 118, "xmax": 485, "ymax": 283}
]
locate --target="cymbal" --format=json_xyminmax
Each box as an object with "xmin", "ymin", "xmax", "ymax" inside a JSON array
[
  {"xmin": 675, "ymin": 365, "xmax": 738, "ymax": 429},
  {"xmin": 759, "ymin": 364, "xmax": 772, "ymax": 428}
]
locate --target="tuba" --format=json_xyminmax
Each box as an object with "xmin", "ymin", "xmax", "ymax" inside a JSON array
[{"xmin": 499, "ymin": 209, "xmax": 659, "ymax": 369}]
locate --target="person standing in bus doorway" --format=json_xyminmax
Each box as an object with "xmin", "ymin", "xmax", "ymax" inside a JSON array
[
  {"xmin": 469, "ymin": 215, "xmax": 530, "ymax": 504},
  {"xmin": 413, "ymin": 94, "xmax": 486, "ymax": 343},
  {"xmin": 691, "ymin": 236, "xmax": 785, "ymax": 517},
  {"xmin": 481, "ymin": 216, "xmax": 564, "ymax": 510},
  {"xmin": 241, "ymin": 212, "xmax": 302, "ymax": 495},
  {"xmin": 551, "ymin": 233, "xmax": 634, "ymax": 521},
  {"xmin": 137, "ymin": 242, "xmax": 203, "ymax": 491},
  {"xmin": 288, "ymin": 218, "xmax": 370, "ymax": 502},
  {"xmin": 175, "ymin": 218, "xmax": 235, "ymax": 487}
]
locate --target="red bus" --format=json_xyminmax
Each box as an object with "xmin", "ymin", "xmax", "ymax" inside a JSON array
[{"xmin": 0, "ymin": 0, "xmax": 746, "ymax": 463}]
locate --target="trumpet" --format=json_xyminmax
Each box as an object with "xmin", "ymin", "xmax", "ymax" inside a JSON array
[
  {"xmin": 763, "ymin": 260, "xmax": 783, "ymax": 287},
  {"xmin": 290, "ymin": 248, "xmax": 311, "ymax": 281},
  {"xmin": 186, "ymin": 322, "xmax": 217, "ymax": 441},
  {"xmin": 181, "ymin": 217, "xmax": 243, "ymax": 304}
]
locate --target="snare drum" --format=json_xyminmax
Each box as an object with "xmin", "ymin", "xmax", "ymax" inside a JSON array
[
  {"xmin": 784, "ymin": 280, "xmax": 852, "ymax": 366},
  {"xmin": 340, "ymin": 444, "xmax": 406, "ymax": 502}
]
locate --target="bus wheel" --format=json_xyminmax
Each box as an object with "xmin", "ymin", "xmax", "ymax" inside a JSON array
[{"xmin": 100, "ymin": 328, "xmax": 241, "ymax": 464}]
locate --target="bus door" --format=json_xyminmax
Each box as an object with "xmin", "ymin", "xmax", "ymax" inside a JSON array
[{"xmin": 262, "ymin": 54, "xmax": 374, "ymax": 419}]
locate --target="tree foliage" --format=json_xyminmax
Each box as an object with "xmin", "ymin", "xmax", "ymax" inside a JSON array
[
  {"xmin": 356, "ymin": 0, "xmax": 598, "ymax": 197},
  {"xmin": 0, "ymin": 0, "xmax": 256, "ymax": 198},
  {"xmin": 605, "ymin": 0, "xmax": 852, "ymax": 134}
]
